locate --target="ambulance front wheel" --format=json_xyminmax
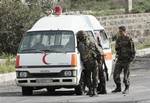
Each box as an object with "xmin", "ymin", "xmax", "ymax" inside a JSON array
[{"xmin": 22, "ymin": 87, "xmax": 33, "ymax": 96}]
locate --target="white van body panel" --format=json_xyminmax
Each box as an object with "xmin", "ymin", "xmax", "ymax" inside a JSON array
[
  {"xmin": 29, "ymin": 15, "xmax": 94, "ymax": 33},
  {"xmin": 19, "ymin": 53, "xmax": 72, "ymax": 66},
  {"xmin": 85, "ymin": 15, "xmax": 104, "ymax": 30}
]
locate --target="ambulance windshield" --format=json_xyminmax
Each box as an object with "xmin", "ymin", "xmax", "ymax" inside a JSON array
[{"xmin": 18, "ymin": 31, "xmax": 75, "ymax": 53}]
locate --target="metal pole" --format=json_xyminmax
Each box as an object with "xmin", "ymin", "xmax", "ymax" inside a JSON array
[{"xmin": 125, "ymin": 0, "xmax": 132, "ymax": 13}]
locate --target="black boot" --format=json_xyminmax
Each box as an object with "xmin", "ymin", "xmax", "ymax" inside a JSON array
[
  {"xmin": 98, "ymin": 89, "xmax": 107, "ymax": 94},
  {"xmin": 87, "ymin": 87, "xmax": 93, "ymax": 96},
  {"xmin": 112, "ymin": 84, "xmax": 121, "ymax": 93},
  {"xmin": 97, "ymin": 85, "xmax": 107, "ymax": 94},
  {"xmin": 122, "ymin": 85, "xmax": 129, "ymax": 94},
  {"xmin": 92, "ymin": 88, "xmax": 98, "ymax": 96}
]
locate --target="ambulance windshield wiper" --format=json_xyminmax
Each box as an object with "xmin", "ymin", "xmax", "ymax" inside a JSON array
[
  {"xmin": 20, "ymin": 49, "xmax": 42, "ymax": 53},
  {"xmin": 21, "ymin": 48, "xmax": 67, "ymax": 53},
  {"xmin": 40, "ymin": 49, "xmax": 66, "ymax": 53},
  {"xmin": 40, "ymin": 49, "xmax": 55, "ymax": 53}
]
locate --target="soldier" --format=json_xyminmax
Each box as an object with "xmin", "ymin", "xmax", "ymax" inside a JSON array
[
  {"xmin": 112, "ymin": 26, "xmax": 135, "ymax": 94},
  {"xmin": 77, "ymin": 30, "xmax": 103, "ymax": 96}
]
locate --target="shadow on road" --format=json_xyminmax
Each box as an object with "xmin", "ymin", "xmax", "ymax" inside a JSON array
[
  {"xmin": 0, "ymin": 92, "xmax": 21, "ymax": 96},
  {"xmin": 0, "ymin": 90, "xmax": 76, "ymax": 97}
]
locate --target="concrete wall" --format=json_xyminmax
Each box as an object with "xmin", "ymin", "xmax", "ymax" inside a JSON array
[{"xmin": 97, "ymin": 13, "xmax": 150, "ymax": 42}]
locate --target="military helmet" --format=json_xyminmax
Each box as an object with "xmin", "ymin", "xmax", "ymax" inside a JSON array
[{"xmin": 76, "ymin": 30, "xmax": 87, "ymax": 40}]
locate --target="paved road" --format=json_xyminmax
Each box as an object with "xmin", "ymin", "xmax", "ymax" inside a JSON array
[{"xmin": 0, "ymin": 55, "xmax": 150, "ymax": 103}]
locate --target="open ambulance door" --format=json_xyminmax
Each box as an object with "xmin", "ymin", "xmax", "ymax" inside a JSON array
[{"xmin": 94, "ymin": 30, "xmax": 113, "ymax": 79}]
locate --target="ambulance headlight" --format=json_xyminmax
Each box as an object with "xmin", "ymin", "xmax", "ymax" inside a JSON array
[
  {"xmin": 63, "ymin": 70, "xmax": 76, "ymax": 77},
  {"xmin": 17, "ymin": 71, "xmax": 28, "ymax": 78},
  {"xmin": 64, "ymin": 71, "xmax": 72, "ymax": 76}
]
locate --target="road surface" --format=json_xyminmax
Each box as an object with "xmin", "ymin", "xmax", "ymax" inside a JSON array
[{"xmin": 0, "ymin": 54, "xmax": 150, "ymax": 103}]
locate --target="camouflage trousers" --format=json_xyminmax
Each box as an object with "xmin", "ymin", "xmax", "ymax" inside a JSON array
[
  {"xmin": 84, "ymin": 60, "xmax": 98, "ymax": 90},
  {"xmin": 97, "ymin": 63, "xmax": 106, "ymax": 92},
  {"xmin": 113, "ymin": 60, "xmax": 130, "ymax": 86}
]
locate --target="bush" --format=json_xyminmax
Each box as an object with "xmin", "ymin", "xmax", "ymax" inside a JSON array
[
  {"xmin": 132, "ymin": 0, "xmax": 150, "ymax": 13},
  {"xmin": 0, "ymin": 52, "xmax": 14, "ymax": 59},
  {"xmin": 69, "ymin": 0, "xmax": 117, "ymax": 11},
  {"xmin": 0, "ymin": 64, "xmax": 15, "ymax": 73}
]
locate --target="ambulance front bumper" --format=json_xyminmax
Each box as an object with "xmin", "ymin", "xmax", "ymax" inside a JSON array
[{"xmin": 16, "ymin": 77, "xmax": 78, "ymax": 87}]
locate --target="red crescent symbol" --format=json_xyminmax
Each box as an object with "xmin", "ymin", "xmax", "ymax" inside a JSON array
[{"xmin": 42, "ymin": 53, "xmax": 48, "ymax": 64}]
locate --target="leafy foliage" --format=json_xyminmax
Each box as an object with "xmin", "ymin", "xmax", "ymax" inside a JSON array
[
  {"xmin": 132, "ymin": 0, "xmax": 150, "ymax": 13},
  {"xmin": 0, "ymin": 0, "xmax": 42, "ymax": 54},
  {"xmin": 68, "ymin": 0, "xmax": 119, "ymax": 11},
  {"xmin": 0, "ymin": 52, "xmax": 15, "ymax": 73}
]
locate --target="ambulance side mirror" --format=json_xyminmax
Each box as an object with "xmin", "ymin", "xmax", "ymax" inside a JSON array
[{"xmin": 76, "ymin": 47, "xmax": 80, "ymax": 54}]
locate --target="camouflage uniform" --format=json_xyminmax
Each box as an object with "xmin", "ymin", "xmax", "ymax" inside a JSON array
[
  {"xmin": 113, "ymin": 34, "xmax": 135, "ymax": 93},
  {"xmin": 77, "ymin": 31, "xmax": 103, "ymax": 96},
  {"xmin": 97, "ymin": 56, "xmax": 107, "ymax": 94}
]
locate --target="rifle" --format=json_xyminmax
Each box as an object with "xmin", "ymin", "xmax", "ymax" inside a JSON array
[{"xmin": 102, "ymin": 55, "xmax": 109, "ymax": 81}]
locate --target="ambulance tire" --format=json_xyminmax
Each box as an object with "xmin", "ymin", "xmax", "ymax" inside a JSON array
[
  {"xmin": 47, "ymin": 88, "xmax": 55, "ymax": 93},
  {"xmin": 75, "ymin": 72, "xmax": 85, "ymax": 95},
  {"xmin": 22, "ymin": 87, "xmax": 33, "ymax": 96}
]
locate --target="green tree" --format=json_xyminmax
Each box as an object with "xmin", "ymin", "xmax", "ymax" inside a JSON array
[
  {"xmin": 132, "ymin": 0, "xmax": 150, "ymax": 13},
  {"xmin": 0, "ymin": 0, "xmax": 42, "ymax": 54}
]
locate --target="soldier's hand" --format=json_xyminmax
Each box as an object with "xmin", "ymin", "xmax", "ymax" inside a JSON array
[
  {"xmin": 113, "ymin": 55, "xmax": 118, "ymax": 62},
  {"xmin": 115, "ymin": 55, "xmax": 118, "ymax": 59},
  {"xmin": 129, "ymin": 56, "xmax": 135, "ymax": 62}
]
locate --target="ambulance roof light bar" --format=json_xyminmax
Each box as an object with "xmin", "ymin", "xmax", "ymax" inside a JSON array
[
  {"xmin": 46, "ymin": 5, "xmax": 62, "ymax": 16},
  {"xmin": 53, "ymin": 5, "xmax": 62, "ymax": 16}
]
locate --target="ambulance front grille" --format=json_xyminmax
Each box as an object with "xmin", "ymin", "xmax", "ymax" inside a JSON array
[{"xmin": 29, "ymin": 73, "xmax": 62, "ymax": 78}]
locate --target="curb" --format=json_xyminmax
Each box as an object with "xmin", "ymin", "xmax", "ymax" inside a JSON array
[
  {"xmin": 0, "ymin": 48, "xmax": 150, "ymax": 84},
  {"xmin": 0, "ymin": 59, "xmax": 6, "ymax": 64},
  {"xmin": 136, "ymin": 48, "xmax": 150, "ymax": 57}
]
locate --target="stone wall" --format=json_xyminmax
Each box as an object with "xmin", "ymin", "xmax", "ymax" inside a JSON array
[{"xmin": 97, "ymin": 13, "xmax": 150, "ymax": 42}]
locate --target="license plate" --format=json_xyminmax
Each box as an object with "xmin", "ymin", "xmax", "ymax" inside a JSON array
[{"xmin": 36, "ymin": 79, "xmax": 52, "ymax": 83}]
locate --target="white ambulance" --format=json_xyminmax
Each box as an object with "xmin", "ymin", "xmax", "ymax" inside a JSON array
[{"xmin": 15, "ymin": 14, "xmax": 113, "ymax": 95}]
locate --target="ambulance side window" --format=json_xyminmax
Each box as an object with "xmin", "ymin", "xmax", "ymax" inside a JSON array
[
  {"xmin": 100, "ymin": 30, "xmax": 110, "ymax": 49},
  {"xmin": 86, "ymin": 31, "xmax": 94, "ymax": 37},
  {"xmin": 100, "ymin": 30, "xmax": 108, "ymax": 43},
  {"xmin": 94, "ymin": 30, "xmax": 110, "ymax": 49},
  {"xmin": 94, "ymin": 30, "xmax": 102, "ymax": 47}
]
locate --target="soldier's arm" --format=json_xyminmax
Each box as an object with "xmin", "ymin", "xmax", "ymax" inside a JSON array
[
  {"xmin": 115, "ymin": 38, "xmax": 120, "ymax": 56},
  {"xmin": 94, "ymin": 43, "xmax": 104, "ymax": 62},
  {"xmin": 129, "ymin": 38, "xmax": 136, "ymax": 58},
  {"xmin": 95, "ymin": 42, "xmax": 104, "ymax": 55}
]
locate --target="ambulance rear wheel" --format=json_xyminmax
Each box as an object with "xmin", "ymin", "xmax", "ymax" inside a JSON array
[
  {"xmin": 75, "ymin": 72, "xmax": 85, "ymax": 95},
  {"xmin": 22, "ymin": 87, "xmax": 33, "ymax": 96}
]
